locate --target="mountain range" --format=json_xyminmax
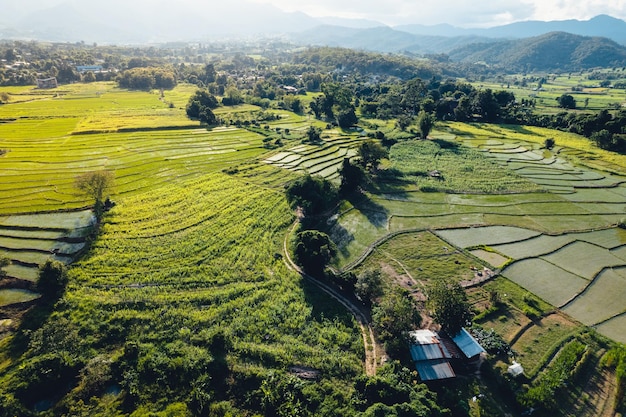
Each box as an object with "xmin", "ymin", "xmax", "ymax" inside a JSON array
[{"xmin": 1, "ymin": 0, "xmax": 626, "ymax": 72}]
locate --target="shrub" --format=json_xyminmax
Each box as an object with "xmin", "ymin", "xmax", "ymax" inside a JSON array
[{"xmin": 36, "ymin": 260, "xmax": 68, "ymax": 299}]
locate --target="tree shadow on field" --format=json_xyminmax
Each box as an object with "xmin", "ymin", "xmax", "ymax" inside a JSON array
[
  {"xmin": 301, "ymin": 278, "xmax": 357, "ymax": 326},
  {"xmin": 432, "ymin": 138, "xmax": 461, "ymax": 154},
  {"xmin": 328, "ymin": 221, "xmax": 354, "ymax": 259},
  {"xmin": 346, "ymin": 191, "xmax": 390, "ymax": 229},
  {"xmin": 370, "ymin": 168, "xmax": 414, "ymax": 193},
  {"xmin": 3, "ymin": 301, "xmax": 55, "ymax": 359}
]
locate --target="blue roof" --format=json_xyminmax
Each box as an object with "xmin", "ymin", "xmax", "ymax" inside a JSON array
[
  {"xmin": 415, "ymin": 359, "xmax": 456, "ymax": 381},
  {"xmin": 452, "ymin": 328, "xmax": 485, "ymax": 358}
]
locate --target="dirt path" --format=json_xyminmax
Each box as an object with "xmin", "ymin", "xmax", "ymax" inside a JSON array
[{"xmin": 283, "ymin": 221, "xmax": 378, "ymax": 376}]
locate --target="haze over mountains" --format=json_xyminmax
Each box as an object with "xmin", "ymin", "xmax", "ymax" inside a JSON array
[{"xmin": 2, "ymin": 0, "xmax": 626, "ymax": 68}]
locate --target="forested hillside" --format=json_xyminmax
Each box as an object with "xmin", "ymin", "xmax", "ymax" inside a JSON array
[{"xmin": 449, "ymin": 32, "xmax": 626, "ymax": 72}]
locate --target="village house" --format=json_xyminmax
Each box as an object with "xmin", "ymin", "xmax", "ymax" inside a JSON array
[{"xmin": 409, "ymin": 328, "xmax": 486, "ymax": 382}]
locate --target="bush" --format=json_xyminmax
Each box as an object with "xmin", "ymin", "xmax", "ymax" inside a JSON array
[
  {"xmin": 285, "ymin": 175, "xmax": 338, "ymax": 216},
  {"xmin": 293, "ymin": 230, "xmax": 337, "ymax": 274},
  {"xmin": 36, "ymin": 259, "xmax": 68, "ymax": 299}
]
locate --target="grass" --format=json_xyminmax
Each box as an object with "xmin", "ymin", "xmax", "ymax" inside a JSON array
[
  {"xmin": 511, "ymin": 314, "xmax": 580, "ymax": 379},
  {"xmin": 434, "ymin": 226, "xmax": 541, "ymax": 248},
  {"xmin": 353, "ymin": 230, "xmax": 478, "ymax": 286},
  {"xmin": 595, "ymin": 314, "xmax": 626, "ymax": 344},
  {"xmin": 542, "ymin": 241, "xmax": 625, "ymax": 280}
]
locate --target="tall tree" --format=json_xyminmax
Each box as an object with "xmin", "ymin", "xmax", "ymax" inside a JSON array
[
  {"xmin": 428, "ymin": 279, "xmax": 473, "ymax": 336},
  {"xmin": 285, "ymin": 174, "xmax": 338, "ymax": 216},
  {"xmin": 358, "ymin": 140, "xmax": 388, "ymax": 173},
  {"xmin": 556, "ymin": 94, "xmax": 576, "ymax": 109},
  {"xmin": 338, "ymin": 158, "xmax": 365, "ymax": 195},
  {"xmin": 36, "ymin": 259, "xmax": 68, "ymax": 300},
  {"xmin": 75, "ymin": 170, "xmax": 115, "ymax": 217},
  {"xmin": 417, "ymin": 111, "xmax": 435, "ymax": 139},
  {"xmin": 372, "ymin": 288, "xmax": 422, "ymax": 355}
]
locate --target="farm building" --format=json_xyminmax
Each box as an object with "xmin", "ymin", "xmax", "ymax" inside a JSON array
[
  {"xmin": 451, "ymin": 327, "xmax": 486, "ymax": 361},
  {"xmin": 408, "ymin": 329, "xmax": 456, "ymax": 381},
  {"xmin": 76, "ymin": 65, "xmax": 103, "ymax": 73},
  {"xmin": 36, "ymin": 77, "xmax": 58, "ymax": 89},
  {"xmin": 409, "ymin": 328, "xmax": 486, "ymax": 381},
  {"xmin": 281, "ymin": 85, "xmax": 298, "ymax": 94}
]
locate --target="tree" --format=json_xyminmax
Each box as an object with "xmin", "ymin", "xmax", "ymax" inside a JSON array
[
  {"xmin": 591, "ymin": 129, "xmax": 613, "ymax": 149},
  {"xmin": 395, "ymin": 115, "xmax": 413, "ymax": 131},
  {"xmin": 75, "ymin": 170, "xmax": 115, "ymax": 217},
  {"xmin": 305, "ymin": 126, "xmax": 322, "ymax": 143},
  {"xmin": 293, "ymin": 230, "xmax": 337, "ymax": 274},
  {"xmin": 198, "ymin": 107, "xmax": 217, "ymax": 125},
  {"xmin": 338, "ymin": 158, "xmax": 366, "ymax": 195},
  {"xmin": 428, "ymin": 280, "xmax": 473, "ymax": 336},
  {"xmin": 557, "ymin": 94, "xmax": 576, "ymax": 109},
  {"xmin": 472, "ymin": 89, "xmax": 500, "ymax": 122},
  {"xmin": 372, "ymin": 288, "xmax": 421, "ymax": 355},
  {"xmin": 337, "ymin": 107, "xmax": 358, "ymax": 128},
  {"xmin": 285, "ymin": 175, "xmax": 338, "ymax": 216},
  {"xmin": 82, "ymin": 71, "xmax": 96, "ymax": 83},
  {"xmin": 544, "ymin": 138, "xmax": 555, "ymax": 149},
  {"xmin": 36, "ymin": 259, "xmax": 68, "ymax": 299},
  {"xmin": 417, "ymin": 111, "xmax": 435, "ymax": 139},
  {"xmin": 222, "ymin": 86, "xmax": 243, "ymax": 106},
  {"xmin": 358, "ymin": 140, "xmax": 388, "ymax": 173},
  {"xmin": 355, "ymin": 269, "xmax": 383, "ymax": 304},
  {"xmin": 0, "ymin": 257, "xmax": 9, "ymax": 278},
  {"xmin": 186, "ymin": 89, "xmax": 219, "ymax": 120}
]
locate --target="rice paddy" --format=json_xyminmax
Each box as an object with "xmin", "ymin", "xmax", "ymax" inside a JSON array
[
  {"xmin": 1, "ymin": 80, "xmax": 625, "ymax": 397},
  {"xmin": 317, "ymin": 120, "xmax": 626, "ymax": 342}
]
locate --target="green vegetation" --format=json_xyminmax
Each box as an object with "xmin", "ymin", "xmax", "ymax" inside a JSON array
[
  {"xmin": 35, "ymin": 260, "xmax": 68, "ymax": 300},
  {"xmin": 285, "ymin": 175, "xmax": 338, "ymax": 217},
  {"xmin": 1, "ymin": 41, "xmax": 625, "ymax": 416},
  {"xmin": 428, "ymin": 280, "xmax": 473, "ymax": 335},
  {"xmin": 293, "ymin": 230, "xmax": 337, "ymax": 274},
  {"xmin": 74, "ymin": 170, "xmax": 115, "ymax": 218}
]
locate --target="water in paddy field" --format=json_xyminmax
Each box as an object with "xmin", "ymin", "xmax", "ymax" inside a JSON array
[{"xmin": 0, "ymin": 209, "xmax": 96, "ymax": 304}]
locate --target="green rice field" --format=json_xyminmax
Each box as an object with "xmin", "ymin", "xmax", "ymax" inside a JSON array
[
  {"xmin": 1, "ymin": 79, "xmax": 625, "ymax": 403},
  {"xmin": 322, "ymin": 121, "xmax": 626, "ymax": 342}
]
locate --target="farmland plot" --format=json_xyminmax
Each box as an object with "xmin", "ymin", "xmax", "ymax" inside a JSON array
[
  {"xmin": 502, "ymin": 259, "xmax": 588, "ymax": 307},
  {"xmin": 562, "ymin": 267, "xmax": 626, "ymax": 326}
]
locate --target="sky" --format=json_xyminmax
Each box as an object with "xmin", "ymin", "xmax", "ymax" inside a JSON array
[
  {"xmin": 249, "ymin": 0, "xmax": 626, "ymax": 27},
  {"xmin": 6, "ymin": 0, "xmax": 626, "ymax": 33}
]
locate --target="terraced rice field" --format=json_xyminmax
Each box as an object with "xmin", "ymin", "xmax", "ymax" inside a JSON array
[
  {"xmin": 0, "ymin": 210, "xmax": 95, "ymax": 284},
  {"xmin": 264, "ymin": 135, "xmax": 363, "ymax": 180},
  {"xmin": 321, "ymin": 122, "xmax": 626, "ymax": 342}
]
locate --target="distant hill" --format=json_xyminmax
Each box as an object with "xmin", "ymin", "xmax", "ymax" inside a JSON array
[
  {"xmin": 448, "ymin": 32, "xmax": 626, "ymax": 72},
  {"xmin": 289, "ymin": 26, "xmax": 499, "ymax": 54},
  {"xmin": 396, "ymin": 15, "xmax": 626, "ymax": 45}
]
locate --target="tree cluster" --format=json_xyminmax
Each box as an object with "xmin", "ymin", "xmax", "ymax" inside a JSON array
[
  {"xmin": 284, "ymin": 175, "xmax": 338, "ymax": 217},
  {"xmin": 117, "ymin": 67, "xmax": 177, "ymax": 90},
  {"xmin": 186, "ymin": 89, "xmax": 220, "ymax": 125}
]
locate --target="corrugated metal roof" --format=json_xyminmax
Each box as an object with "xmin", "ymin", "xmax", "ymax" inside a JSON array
[
  {"xmin": 415, "ymin": 359, "xmax": 456, "ymax": 381},
  {"xmin": 408, "ymin": 329, "xmax": 438, "ymax": 345},
  {"xmin": 452, "ymin": 328, "xmax": 485, "ymax": 359},
  {"xmin": 409, "ymin": 342, "xmax": 452, "ymax": 361}
]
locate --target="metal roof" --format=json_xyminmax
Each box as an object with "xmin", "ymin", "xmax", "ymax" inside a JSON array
[
  {"xmin": 415, "ymin": 359, "xmax": 456, "ymax": 381},
  {"xmin": 452, "ymin": 328, "xmax": 485, "ymax": 359},
  {"xmin": 408, "ymin": 329, "xmax": 438, "ymax": 345},
  {"xmin": 409, "ymin": 342, "xmax": 451, "ymax": 362}
]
